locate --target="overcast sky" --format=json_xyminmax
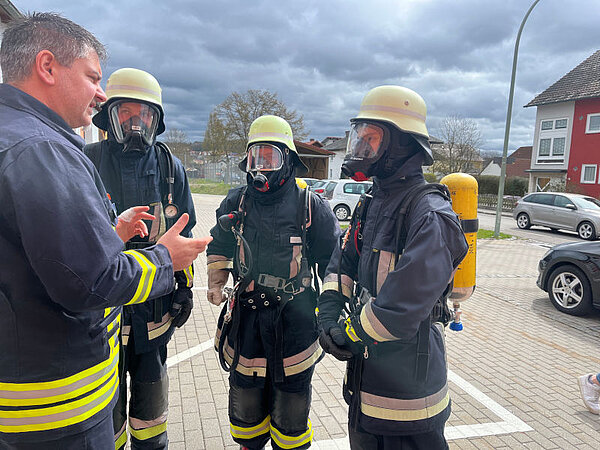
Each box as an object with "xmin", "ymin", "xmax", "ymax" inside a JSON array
[{"xmin": 10, "ymin": 0, "xmax": 600, "ymax": 151}]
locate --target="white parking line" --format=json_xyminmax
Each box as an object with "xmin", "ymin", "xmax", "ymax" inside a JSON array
[{"xmin": 167, "ymin": 341, "xmax": 533, "ymax": 445}]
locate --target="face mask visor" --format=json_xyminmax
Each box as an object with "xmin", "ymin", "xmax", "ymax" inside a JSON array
[
  {"xmin": 108, "ymin": 100, "xmax": 160, "ymax": 146},
  {"xmin": 346, "ymin": 122, "xmax": 388, "ymax": 161},
  {"xmin": 246, "ymin": 144, "xmax": 284, "ymax": 172}
]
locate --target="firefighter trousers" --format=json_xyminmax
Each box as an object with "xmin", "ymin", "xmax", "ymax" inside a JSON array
[
  {"xmin": 228, "ymin": 376, "xmax": 313, "ymax": 450},
  {"xmin": 0, "ymin": 413, "xmax": 114, "ymax": 450},
  {"xmin": 348, "ymin": 424, "xmax": 449, "ymax": 450},
  {"xmin": 114, "ymin": 335, "xmax": 169, "ymax": 450}
]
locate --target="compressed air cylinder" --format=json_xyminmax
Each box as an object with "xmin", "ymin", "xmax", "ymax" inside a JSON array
[{"xmin": 441, "ymin": 173, "xmax": 478, "ymax": 302}]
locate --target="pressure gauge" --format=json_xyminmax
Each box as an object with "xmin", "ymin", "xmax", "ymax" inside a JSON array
[{"xmin": 164, "ymin": 203, "xmax": 179, "ymax": 219}]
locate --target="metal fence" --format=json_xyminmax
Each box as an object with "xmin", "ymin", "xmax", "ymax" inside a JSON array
[{"xmin": 478, "ymin": 194, "xmax": 519, "ymax": 212}]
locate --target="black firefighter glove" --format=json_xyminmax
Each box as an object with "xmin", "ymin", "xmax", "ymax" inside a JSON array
[
  {"xmin": 317, "ymin": 290, "xmax": 354, "ymax": 361},
  {"xmin": 170, "ymin": 287, "xmax": 194, "ymax": 328}
]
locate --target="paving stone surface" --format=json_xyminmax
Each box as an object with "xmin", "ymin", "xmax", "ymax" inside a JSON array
[{"xmin": 145, "ymin": 194, "xmax": 600, "ymax": 449}]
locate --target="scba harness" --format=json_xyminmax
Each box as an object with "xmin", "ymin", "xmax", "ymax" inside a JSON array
[
  {"xmin": 340, "ymin": 182, "xmax": 455, "ymax": 371},
  {"xmin": 216, "ymin": 187, "xmax": 319, "ymax": 378}
]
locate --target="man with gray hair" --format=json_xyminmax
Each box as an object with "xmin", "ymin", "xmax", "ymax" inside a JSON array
[{"xmin": 0, "ymin": 12, "xmax": 211, "ymax": 449}]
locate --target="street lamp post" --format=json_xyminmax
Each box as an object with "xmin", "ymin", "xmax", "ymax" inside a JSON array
[{"xmin": 494, "ymin": 0, "xmax": 542, "ymax": 237}]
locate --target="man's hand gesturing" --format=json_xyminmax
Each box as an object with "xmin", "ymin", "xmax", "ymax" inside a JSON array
[{"xmin": 157, "ymin": 213, "xmax": 212, "ymax": 271}]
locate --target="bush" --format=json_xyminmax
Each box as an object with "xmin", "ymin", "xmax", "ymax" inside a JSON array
[
  {"xmin": 424, "ymin": 172, "xmax": 438, "ymax": 183},
  {"xmin": 505, "ymin": 177, "xmax": 528, "ymax": 196},
  {"xmin": 473, "ymin": 175, "xmax": 499, "ymax": 195}
]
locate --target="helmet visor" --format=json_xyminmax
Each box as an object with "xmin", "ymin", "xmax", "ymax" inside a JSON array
[
  {"xmin": 246, "ymin": 144, "xmax": 284, "ymax": 172},
  {"xmin": 346, "ymin": 122, "xmax": 386, "ymax": 159},
  {"xmin": 108, "ymin": 100, "xmax": 160, "ymax": 145}
]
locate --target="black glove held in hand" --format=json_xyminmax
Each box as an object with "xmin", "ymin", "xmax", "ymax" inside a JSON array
[
  {"xmin": 317, "ymin": 290, "xmax": 345, "ymax": 331},
  {"xmin": 318, "ymin": 290, "xmax": 354, "ymax": 361},
  {"xmin": 170, "ymin": 287, "xmax": 193, "ymax": 328},
  {"xmin": 319, "ymin": 329, "xmax": 354, "ymax": 361}
]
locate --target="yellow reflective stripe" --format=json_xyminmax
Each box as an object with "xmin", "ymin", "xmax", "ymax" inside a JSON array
[
  {"xmin": 0, "ymin": 350, "xmax": 119, "ymax": 419},
  {"xmin": 207, "ymin": 260, "xmax": 233, "ymax": 270},
  {"xmin": 123, "ymin": 250, "xmax": 157, "ymax": 305},
  {"xmin": 107, "ymin": 312, "xmax": 121, "ymax": 334},
  {"xmin": 184, "ymin": 265, "xmax": 193, "ymax": 287},
  {"xmin": 270, "ymin": 419, "xmax": 313, "ymax": 449},
  {"xmin": 223, "ymin": 346, "xmax": 267, "ymax": 378},
  {"xmin": 115, "ymin": 424, "xmax": 127, "ymax": 449},
  {"xmin": 344, "ymin": 318, "xmax": 361, "ymax": 342},
  {"xmin": 0, "ymin": 343, "xmax": 119, "ymax": 404},
  {"xmin": 230, "ymin": 415, "xmax": 270, "ymax": 439},
  {"xmin": 129, "ymin": 421, "xmax": 167, "ymax": 441},
  {"xmin": 360, "ymin": 390, "xmax": 450, "ymax": 422},
  {"xmin": 0, "ymin": 347, "xmax": 119, "ymax": 407},
  {"xmin": 283, "ymin": 341, "xmax": 323, "ymax": 377},
  {"xmin": 360, "ymin": 302, "xmax": 396, "ymax": 342},
  {"xmin": 321, "ymin": 281, "xmax": 352, "ymax": 299},
  {"xmin": 0, "ymin": 366, "xmax": 119, "ymax": 433},
  {"xmin": 147, "ymin": 313, "xmax": 173, "ymax": 340}
]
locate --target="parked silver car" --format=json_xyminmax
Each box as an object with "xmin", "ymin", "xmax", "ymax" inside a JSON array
[
  {"xmin": 512, "ymin": 192, "xmax": 600, "ymax": 240},
  {"xmin": 323, "ymin": 179, "xmax": 372, "ymax": 220}
]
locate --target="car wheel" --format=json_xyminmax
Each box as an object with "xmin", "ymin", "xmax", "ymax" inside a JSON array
[
  {"xmin": 333, "ymin": 205, "xmax": 351, "ymax": 221},
  {"xmin": 577, "ymin": 221, "xmax": 596, "ymax": 240},
  {"xmin": 516, "ymin": 213, "xmax": 531, "ymax": 229},
  {"xmin": 547, "ymin": 265, "xmax": 593, "ymax": 316}
]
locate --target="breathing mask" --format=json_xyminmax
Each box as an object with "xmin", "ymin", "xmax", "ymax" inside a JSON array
[
  {"xmin": 341, "ymin": 121, "xmax": 390, "ymax": 180},
  {"xmin": 108, "ymin": 100, "xmax": 160, "ymax": 152},
  {"xmin": 245, "ymin": 144, "xmax": 291, "ymax": 192},
  {"xmin": 342, "ymin": 121, "xmax": 420, "ymax": 180}
]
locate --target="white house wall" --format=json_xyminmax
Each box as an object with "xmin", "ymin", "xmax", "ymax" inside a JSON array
[
  {"xmin": 530, "ymin": 101, "xmax": 574, "ymax": 171},
  {"xmin": 329, "ymin": 150, "xmax": 345, "ymax": 179}
]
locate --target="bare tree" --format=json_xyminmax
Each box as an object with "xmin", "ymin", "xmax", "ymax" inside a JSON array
[
  {"xmin": 163, "ymin": 128, "xmax": 191, "ymax": 167},
  {"xmin": 210, "ymin": 89, "xmax": 308, "ymax": 156},
  {"xmin": 203, "ymin": 111, "xmax": 240, "ymax": 182},
  {"xmin": 432, "ymin": 115, "xmax": 483, "ymax": 175}
]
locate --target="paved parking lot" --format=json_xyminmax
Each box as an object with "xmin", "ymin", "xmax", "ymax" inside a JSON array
[{"xmin": 157, "ymin": 194, "xmax": 600, "ymax": 449}]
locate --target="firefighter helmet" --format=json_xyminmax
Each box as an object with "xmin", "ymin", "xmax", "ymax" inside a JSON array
[
  {"xmin": 92, "ymin": 68, "xmax": 165, "ymax": 136},
  {"xmin": 352, "ymin": 85, "xmax": 433, "ymax": 165},
  {"xmin": 239, "ymin": 115, "xmax": 308, "ymax": 175}
]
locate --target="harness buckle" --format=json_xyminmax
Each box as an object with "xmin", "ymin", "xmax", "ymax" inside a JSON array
[{"xmin": 258, "ymin": 273, "xmax": 286, "ymax": 289}]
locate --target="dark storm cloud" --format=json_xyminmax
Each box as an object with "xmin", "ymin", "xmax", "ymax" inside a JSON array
[{"xmin": 11, "ymin": 0, "xmax": 600, "ymax": 149}]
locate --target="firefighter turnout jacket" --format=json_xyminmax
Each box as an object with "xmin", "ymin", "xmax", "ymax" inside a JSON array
[
  {"xmin": 208, "ymin": 178, "xmax": 341, "ymax": 389},
  {"xmin": 84, "ymin": 138, "xmax": 196, "ymax": 353},
  {"xmin": 0, "ymin": 84, "xmax": 175, "ymax": 444},
  {"xmin": 322, "ymin": 154, "xmax": 468, "ymax": 435}
]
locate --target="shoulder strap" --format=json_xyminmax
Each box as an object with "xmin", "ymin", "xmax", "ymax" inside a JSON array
[
  {"xmin": 394, "ymin": 183, "xmax": 451, "ymax": 260},
  {"xmin": 154, "ymin": 141, "xmax": 172, "ymax": 202},
  {"xmin": 295, "ymin": 187, "xmax": 314, "ymax": 291}
]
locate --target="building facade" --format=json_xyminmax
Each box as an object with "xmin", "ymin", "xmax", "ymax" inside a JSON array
[{"xmin": 526, "ymin": 50, "xmax": 600, "ymax": 196}]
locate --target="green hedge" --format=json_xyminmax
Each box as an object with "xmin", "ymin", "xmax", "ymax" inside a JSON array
[{"xmin": 472, "ymin": 175, "xmax": 527, "ymax": 196}]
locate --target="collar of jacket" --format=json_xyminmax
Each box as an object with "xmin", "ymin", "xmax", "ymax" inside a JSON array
[
  {"xmin": 373, "ymin": 152, "xmax": 426, "ymax": 194},
  {"xmin": 0, "ymin": 83, "xmax": 85, "ymax": 149},
  {"xmin": 246, "ymin": 170, "xmax": 297, "ymax": 205}
]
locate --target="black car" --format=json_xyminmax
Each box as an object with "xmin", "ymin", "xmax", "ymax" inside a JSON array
[{"xmin": 537, "ymin": 241, "xmax": 600, "ymax": 315}]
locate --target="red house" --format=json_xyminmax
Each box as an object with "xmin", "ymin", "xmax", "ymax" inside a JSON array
[{"xmin": 525, "ymin": 50, "xmax": 600, "ymax": 197}]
